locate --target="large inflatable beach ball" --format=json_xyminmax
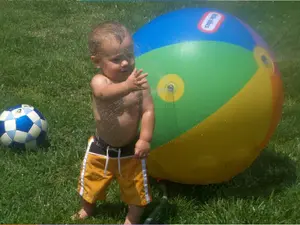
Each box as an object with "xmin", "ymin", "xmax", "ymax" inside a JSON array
[
  {"xmin": 133, "ymin": 7, "xmax": 284, "ymax": 184},
  {"xmin": 0, "ymin": 104, "xmax": 48, "ymax": 150}
]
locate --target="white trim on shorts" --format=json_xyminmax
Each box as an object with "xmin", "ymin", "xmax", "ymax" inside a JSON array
[
  {"xmin": 141, "ymin": 159, "xmax": 151, "ymax": 204},
  {"xmin": 79, "ymin": 137, "xmax": 94, "ymax": 196}
]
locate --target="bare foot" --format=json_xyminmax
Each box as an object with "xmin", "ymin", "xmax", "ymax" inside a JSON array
[
  {"xmin": 71, "ymin": 208, "xmax": 92, "ymax": 220},
  {"xmin": 71, "ymin": 198, "xmax": 95, "ymax": 220}
]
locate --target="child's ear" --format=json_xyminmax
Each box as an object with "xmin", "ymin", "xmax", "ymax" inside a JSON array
[
  {"xmin": 90, "ymin": 55, "xmax": 97, "ymax": 63},
  {"xmin": 91, "ymin": 55, "xmax": 101, "ymax": 69}
]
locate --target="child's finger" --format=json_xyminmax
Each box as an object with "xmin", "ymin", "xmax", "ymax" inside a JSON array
[
  {"xmin": 134, "ymin": 148, "xmax": 140, "ymax": 158},
  {"xmin": 137, "ymin": 78, "xmax": 148, "ymax": 85},
  {"xmin": 135, "ymin": 150, "xmax": 145, "ymax": 159},
  {"xmin": 135, "ymin": 69, "xmax": 143, "ymax": 77},
  {"xmin": 137, "ymin": 73, "xmax": 148, "ymax": 80},
  {"xmin": 131, "ymin": 68, "xmax": 137, "ymax": 76}
]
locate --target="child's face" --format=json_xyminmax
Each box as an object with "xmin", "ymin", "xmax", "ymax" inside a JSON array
[{"xmin": 94, "ymin": 33, "xmax": 135, "ymax": 82}]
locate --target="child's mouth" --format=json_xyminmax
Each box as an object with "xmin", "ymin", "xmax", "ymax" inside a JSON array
[
  {"xmin": 120, "ymin": 67, "xmax": 133, "ymax": 75},
  {"xmin": 121, "ymin": 68, "xmax": 132, "ymax": 74}
]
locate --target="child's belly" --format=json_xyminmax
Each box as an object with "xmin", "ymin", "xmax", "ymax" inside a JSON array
[{"xmin": 95, "ymin": 111, "xmax": 140, "ymax": 147}]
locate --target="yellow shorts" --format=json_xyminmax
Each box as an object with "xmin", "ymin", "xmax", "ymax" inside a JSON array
[{"xmin": 77, "ymin": 136, "xmax": 152, "ymax": 206}]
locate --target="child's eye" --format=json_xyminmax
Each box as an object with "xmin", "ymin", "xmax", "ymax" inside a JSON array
[
  {"xmin": 124, "ymin": 53, "xmax": 134, "ymax": 61},
  {"xmin": 127, "ymin": 53, "xmax": 134, "ymax": 59},
  {"xmin": 111, "ymin": 57, "xmax": 122, "ymax": 63}
]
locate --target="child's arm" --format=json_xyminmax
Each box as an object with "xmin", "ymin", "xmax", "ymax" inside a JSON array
[
  {"xmin": 139, "ymin": 82, "xmax": 155, "ymax": 143},
  {"xmin": 134, "ymin": 82, "xmax": 155, "ymax": 158},
  {"xmin": 91, "ymin": 69, "xmax": 148, "ymax": 102},
  {"xmin": 90, "ymin": 75, "xmax": 130, "ymax": 101}
]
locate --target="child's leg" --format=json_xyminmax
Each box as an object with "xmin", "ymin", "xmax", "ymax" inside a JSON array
[
  {"xmin": 117, "ymin": 157, "xmax": 152, "ymax": 224},
  {"xmin": 72, "ymin": 136, "xmax": 114, "ymax": 220},
  {"xmin": 124, "ymin": 205, "xmax": 145, "ymax": 224}
]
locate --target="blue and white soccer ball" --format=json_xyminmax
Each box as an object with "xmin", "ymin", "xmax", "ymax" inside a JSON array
[{"xmin": 0, "ymin": 104, "xmax": 48, "ymax": 150}]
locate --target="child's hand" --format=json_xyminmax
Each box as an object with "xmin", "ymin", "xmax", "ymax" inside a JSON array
[
  {"xmin": 134, "ymin": 139, "xmax": 151, "ymax": 159},
  {"xmin": 126, "ymin": 68, "xmax": 148, "ymax": 91}
]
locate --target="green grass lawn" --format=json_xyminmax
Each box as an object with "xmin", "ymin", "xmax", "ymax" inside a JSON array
[{"xmin": 1, "ymin": 0, "xmax": 300, "ymax": 224}]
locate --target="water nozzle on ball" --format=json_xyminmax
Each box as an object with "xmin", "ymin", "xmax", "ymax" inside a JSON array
[{"xmin": 167, "ymin": 83, "xmax": 175, "ymax": 92}]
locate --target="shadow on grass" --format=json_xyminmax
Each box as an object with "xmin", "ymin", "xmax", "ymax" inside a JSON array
[
  {"xmin": 0, "ymin": 138, "xmax": 52, "ymax": 154},
  {"xmin": 144, "ymin": 147, "xmax": 297, "ymax": 224},
  {"xmin": 93, "ymin": 202, "xmax": 126, "ymax": 220}
]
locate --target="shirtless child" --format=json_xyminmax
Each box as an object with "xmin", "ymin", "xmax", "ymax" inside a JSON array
[{"xmin": 72, "ymin": 22, "xmax": 155, "ymax": 224}]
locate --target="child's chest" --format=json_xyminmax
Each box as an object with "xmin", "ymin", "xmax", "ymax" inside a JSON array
[
  {"xmin": 123, "ymin": 91, "xmax": 142, "ymax": 108},
  {"xmin": 112, "ymin": 91, "xmax": 142, "ymax": 114}
]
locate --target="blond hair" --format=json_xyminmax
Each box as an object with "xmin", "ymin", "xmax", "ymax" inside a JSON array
[{"xmin": 88, "ymin": 21, "xmax": 130, "ymax": 56}]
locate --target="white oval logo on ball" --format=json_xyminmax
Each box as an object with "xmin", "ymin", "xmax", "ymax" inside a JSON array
[{"xmin": 198, "ymin": 12, "xmax": 225, "ymax": 33}]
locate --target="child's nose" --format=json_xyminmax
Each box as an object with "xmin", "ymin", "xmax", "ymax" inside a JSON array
[{"xmin": 121, "ymin": 60, "xmax": 128, "ymax": 67}]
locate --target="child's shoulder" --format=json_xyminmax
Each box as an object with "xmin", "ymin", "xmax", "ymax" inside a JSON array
[{"xmin": 90, "ymin": 73, "xmax": 110, "ymax": 89}]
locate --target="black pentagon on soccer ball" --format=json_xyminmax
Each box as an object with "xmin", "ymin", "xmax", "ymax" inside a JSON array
[
  {"xmin": 9, "ymin": 141, "xmax": 26, "ymax": 150},
  {"xmin": 34, "ymin": 108, "xmax": 46, "ymax": 120},
  {"xmin": 0, "ymin": 121, "xmax": 5, "ymax": 137},
  {"xmin": 36, "ymin": 130, "xmax": 47, "ymax": 146}
]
